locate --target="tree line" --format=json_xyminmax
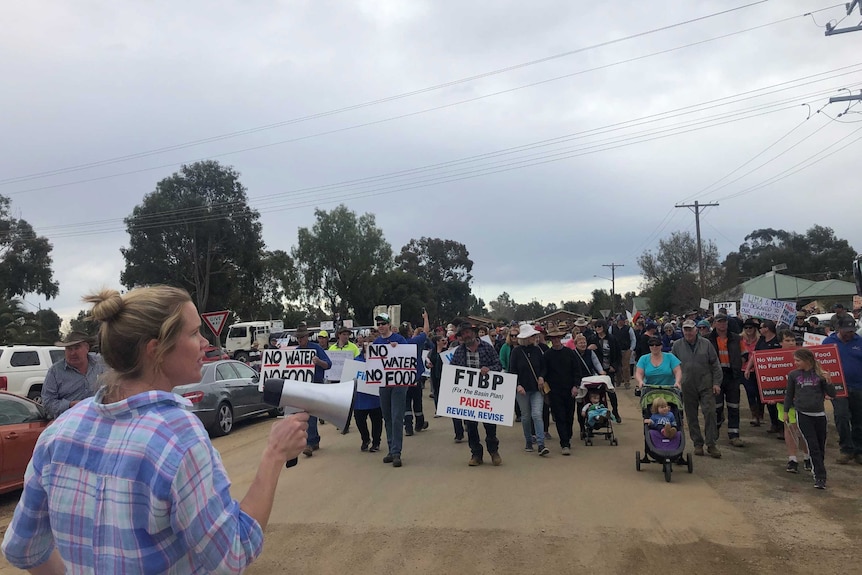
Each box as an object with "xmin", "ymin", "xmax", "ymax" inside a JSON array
[{"xmin": 0, "ymin": 159, "xmax": 855, "ymax": 345}]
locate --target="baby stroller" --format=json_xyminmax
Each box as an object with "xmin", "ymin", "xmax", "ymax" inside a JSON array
[
  {"xmin": 635, "ymin": 385, "xmax": 693, "ymax": 482},
  {"xmin": 576, "ymin": 378, "xmax": 618, "ymax": 447}
]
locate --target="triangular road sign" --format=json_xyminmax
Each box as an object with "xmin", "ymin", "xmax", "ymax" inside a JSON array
[{"xmin": 201, "ymin": 311, "xmax": 230, "ymax": 338}]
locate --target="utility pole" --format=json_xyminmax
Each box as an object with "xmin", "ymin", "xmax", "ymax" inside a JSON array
[
  {"xmin": 675, "ymin": 201, "xmax": 719, "ymax": 299},
  {"xmin": 602, "ymin": 263, "xmax": 623, "ymax": 311},
  {"xmin": 825, "ymin": 0, "xmax": 861, "ymax": 35}
]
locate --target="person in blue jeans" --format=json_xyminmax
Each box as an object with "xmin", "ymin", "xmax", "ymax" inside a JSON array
[
  {"xmin": 373, "ymin": 312, "xmax": 409, "ymax": 468},
  {"xmin": 296, "ymin": 327, "xmax": 332, "ymax": 457},
  {"xmin": 509, "ymin": 324, "xmax": 550, "ymax": 457}
]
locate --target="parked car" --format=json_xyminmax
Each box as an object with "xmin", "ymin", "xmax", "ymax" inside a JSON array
[
  {"xmin": 0, "ymin": 391, "xmax": 50, "ymax": 493},
  {"xmin": 172, "ymin": 360, "xmax": 280, "ymax": 437},
  {"xmin": 203, "ymin": 345, "xmax": 229, "ymax": 363},
  {"xmin": 0, "ymin": 346, "xmax": 66, "ymax": 402}
]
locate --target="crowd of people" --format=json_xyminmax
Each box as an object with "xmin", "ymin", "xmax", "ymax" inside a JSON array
[{"xmin": 3, "ymin": 286, "xmax": 860, "ymax": 572}]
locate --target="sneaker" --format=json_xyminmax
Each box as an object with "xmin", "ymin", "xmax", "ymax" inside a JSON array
[
  {"xmin": 421, "ymin": 421, "xmax": 429, "ymax": 431},
  {"xmin": 405, "ymin": 428, "xmax": 414, "ymax": 436},
  {"xmin": 524, "ymin": 443, "xmax": 534, "ymax": 452},
  {"xmin": 544, "ymin": 431, "xmax": 553, "ymax": 440},
  {"xmin": 785, "ymin": 460, "xmax": 799, "ymax": 474},
  {"xmin": 538, "ymin": 445, "xmax": 550, "ymax": 456},
  {"xmin": 454, "ymin": 436, "xmax": 464, "ymax": 443},
  {"xmin": 803, "ymin": 458, "xmax": 812, "ymax": 472},
  {"xmin": 562, "ymin": 446, "xmax": 571, "ymax": 456},
  {"xmin": 392, "ymin": 456, "xmax": 402, "ymax": 467},
  {"xmin": 360, "ymin": 441, "xmax": 369, "ymax": 452},
  {"xmin": 814, "ymin": 479, "xmax": 826, "ymax": 490},
  {"xmin": 369, "ymin": 444, "xmax": 380, "ymax": 453},
  {"xmin": 613, "ymin": 414, "xmax": 622, "ymax": 424},
  {"xmin": 302, "ymin": 445, "xmax": 315, "ymax": 457},
  {"xmin": 468, "ymin": 456, "xmax": 483, "ymax": 467},
  {"xmin": 707, "ymin": 445, "xmax": 722, "ymax": 459},
  {"xmin": 490, "ymin": 452, "xmax": 502, "ymax": 466},
  {"xmin": 694, "ymin": 446, "xmax": 705, "ymax": 456},
  {"xmin": 515, "ymin": 416, "xmax": 521, "ymax": 422},
  {"xmin": 836, "ymin": 452, "xmax": 853, "ymax": 465},
  {"xmin": 729, "ymin": 437, "xmax": 745, "ymax": 447},
  {"xmin": 383, "ymin": 454, "xmax": 394, "ymax": 463}
]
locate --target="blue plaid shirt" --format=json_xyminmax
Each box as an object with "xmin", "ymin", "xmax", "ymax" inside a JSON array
[
  {"xmin": 2, "ymin": 388, "xmax": 263, "ymax": 573},
  {"xmin": 451, "ymin": 339, "xmax": 503, "ymax": 371}
]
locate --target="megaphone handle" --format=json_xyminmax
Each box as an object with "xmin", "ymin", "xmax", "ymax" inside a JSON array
[{"xmin": 286, "ymin": 457, "xmax": 298, "ymax": 468}]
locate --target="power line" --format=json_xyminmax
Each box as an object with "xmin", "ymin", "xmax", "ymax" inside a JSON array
[{"xmin": 0, "ymin": 1, "xmax": 773, "ymax": 186}]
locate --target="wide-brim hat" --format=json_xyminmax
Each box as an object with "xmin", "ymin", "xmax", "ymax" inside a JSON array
[
  {"xmin": 456, "ymin": 322, "xmax": 476, "ymax": 336},
  {"xmin": 574, "ymin": 318, "xmax": 589, "ymax": 327},
  {"xmin": 546, "ymin": 328, "xmax": 567, "ymax": 338},
  {"xmin": 55, "ymin": 331, "xmax": 92, "ymax": 347},
  {"xmin": 295, "ymin": 327, "xmax": 311, "ymax": 338},
  {"xmin": 516, "ymin": 324, "xmax": 540, "ymax": 339},
  {"xmin": 336, "ymin": 326, "xmax": 351, "ymax": 335}
]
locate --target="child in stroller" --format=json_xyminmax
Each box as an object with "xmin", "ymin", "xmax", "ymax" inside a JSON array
[
  {"xmin": 576, "ymin": 380, "xmax": 618, "ymax": 446},
  {"xmin": 644, "ymin": 397, "xmax": 678, "ymax": 440}
]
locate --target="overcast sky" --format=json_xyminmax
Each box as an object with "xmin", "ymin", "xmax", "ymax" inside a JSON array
[{"xmin": 1, "ymin": 0, "xmax": 859, "ymax": 325}]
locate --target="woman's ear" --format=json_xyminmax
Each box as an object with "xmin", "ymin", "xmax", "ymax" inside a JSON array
[{"xmin": 143, "ymin": 338, "xmax": 159, "ymax": 364}]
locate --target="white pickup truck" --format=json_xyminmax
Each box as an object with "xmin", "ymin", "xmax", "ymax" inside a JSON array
[{"xmin": 0, "ymin": 345, "xmax": 65, "ymax": 402}]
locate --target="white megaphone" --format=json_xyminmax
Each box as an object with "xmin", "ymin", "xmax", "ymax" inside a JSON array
[{"xmin": 263, "ymin": 378, "xmax": 356, "ymax": 434}]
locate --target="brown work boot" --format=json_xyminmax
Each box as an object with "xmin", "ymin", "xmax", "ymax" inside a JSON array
[
  {"xmin": 490, "ymin": 452, "xmax": 502, "ymax": 466},
  {"xmin": 694, "ymin": 445, "xmax": 705, "ymax": 456},
  {"xmin": 836, "ymin": 452, "xmax": 853, "ymax": 465},
  {"xmin": 302, "ymin": 445, "xmax": 314, "ymax": 457},
  {"xmin": 729, "ymin": 437, "xmax": 745, "ymax": 447},
  {"xmin": 468, "ymin": 455, "xmax": 483, "ymax": 466},
  {"xmin": 707, "ymin": 445, "xmax": 722, "ymax": 459}
]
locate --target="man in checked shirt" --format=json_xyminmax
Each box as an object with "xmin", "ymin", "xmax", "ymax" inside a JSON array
[{"xmin": 450, "ymin": 321, "xmax": 504, "ymax": 467}]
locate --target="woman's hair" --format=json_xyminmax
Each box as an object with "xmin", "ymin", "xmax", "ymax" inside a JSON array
[
  {"xmin": 651, "ymin": 397, "xmax": 668, "ymax": 413},
  {"xmin": 573, "ymin": 334, "xmax": 587, "ymax": 345},
  {"xmin": 648, "ymin": 336, "xmax": 662, "ymax": 347},
  {"xmin": 793, "ymin": 348, "xmax": 830, "ymax": 382},
  {"xmin": 589, "ymin": 391, "xmax": 601, "ymax": 401},
  {"xmin": 83, "ymin": 286, "xmax": 192, "ymax": 391}
]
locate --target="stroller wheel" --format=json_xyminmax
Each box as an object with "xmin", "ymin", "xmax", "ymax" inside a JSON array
[
  {"xmin": 635, "ymin": 451, "xmax": 642, "ymax": 471},
  {"xmin": 580, "ymin": 431, "xmax": 586, "ymax": 440},
  {"xmin": 663, "ymin": 462, "xmax": 672, "ymax": 483},
  {"xmin": 687, "ymin": 453, "xmax": 694, "ymax": 474},
  {"xmin": 586, "ymin": 439, "xmax": 593, "ymax": 446},
  {"xmin": 611, "ymin": 438, "xmax": 618, "ymax": 446}
]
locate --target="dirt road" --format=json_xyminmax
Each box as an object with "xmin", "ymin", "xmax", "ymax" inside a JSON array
[{"xmin": 1, "ymin": 391, "xmax": 859, "ymax": 574}]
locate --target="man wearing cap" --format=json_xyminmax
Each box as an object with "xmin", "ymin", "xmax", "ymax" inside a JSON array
[
  {"xmin": 372, "ymin": 312, "xmax": 411, "ymax": 467},
  {"xmin": 824, "ymin": 316, "xmax": 862, "ymax": 465},
  {"xmin": 317, "ymin": 330, "xmax": 330, "ymax": 350},
  {"xmin": 707, "ymin": 314, "xmax": 746, "ymax": 447},
  {"xmin": 610, "ymin": 315, "xmax": 636, "ymax": 388},
  {"xmin": 450, "ymin": 322, "xmax": 504, "ymax": 466},
  {"xmin": 791, "ymin": 312, "xmax": 808, "ymax": 346},
  {"xmin": 672, "ymin": 320, "xmax": 723, "ymax": 458},
  {"xmin": 830, "ymin": 303, "xmax": 852, "ymax": 333},
  {"xmin": 41, "ymin": 331, "xmax": 106, "ymax": 419},
  {"xmin": 295, "ymin": 326, "xmax": 332, "ymax": 457}
]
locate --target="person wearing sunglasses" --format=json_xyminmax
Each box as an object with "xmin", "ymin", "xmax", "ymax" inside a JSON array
[{"xmin": 635, "ymin": 337, "xmax": 682, "ymax": 391}]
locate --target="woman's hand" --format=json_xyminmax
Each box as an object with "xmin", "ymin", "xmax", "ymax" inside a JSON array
[
  {"xmin": 517, "ymin": 385, "xmax": 526, "ymax": 395},
  {"xmin": 783, "ymin": 413, "xmax": 789, "ymax": 424}
]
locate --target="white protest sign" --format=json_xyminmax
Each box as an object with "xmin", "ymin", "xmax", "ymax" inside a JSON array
[
  {"xmin": 366, "ymin": 344, "xmax": 418, "ymax": 386},
  {"xmin": 422, "ymin": 349, "xmax": 431, "ymax": 377},
  {"xmin": 326, "ymin": 350, "xmax": 356, "ymax": 382},
  {"xmin": 435, "ymin": 364, "xmax": 517, "ymax": 426},
  {"xmin": 440, "ymin": 345, "xmax": 459, "ymax": 365},
  {"xmin": 481, "ymin": 335, "xmax": 494, "ymax": 345},
  {"xmin": 699, "ymin": 298, "xmax": 710, "ymax": 311},
  {"xmin": 713, "ymin": 302, "xmax": 738, "ymax": 317},
  {"xmin": 319, "ymin": 320, "xmax": 334, "ymax": 331},
  {"xmin": 262, "ymin": 348, "xmax": 316, "ymax": 382},
  {"xmin": 740, "ymin": 293, "xmax": 797, "ymax": 326},
  {"xmin": 343, "ymin": 319, "xmax": 354, "ymax": 328},
  {"xmin": 803, "ymin": 332, "xmax": 827, "ymax": 347},
  {"xmin": 340, "ymin": 358, "xmax": 379, "ymax": 396}
]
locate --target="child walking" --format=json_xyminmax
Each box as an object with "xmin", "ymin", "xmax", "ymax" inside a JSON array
[
  {"xmin": 783, "ymin": 348, "xmax": 837, "ymax": 490},
  {"xmin": 778, "ymin": 331, "xmax": 811, "ymax": 474}
]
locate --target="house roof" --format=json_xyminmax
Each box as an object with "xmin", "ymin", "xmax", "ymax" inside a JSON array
[
  {"xmin": 533, "ymin": 310, "xmax": 589, "ymax": 323},
  {"xmin": 714, "ymin": 272, "xmax": 856, "ymax": 301}
]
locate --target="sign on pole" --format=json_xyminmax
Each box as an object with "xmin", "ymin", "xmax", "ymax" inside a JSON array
[
  {"xmin": 435, "ymin": 364, "xmax": 517, "ymax": 426},
  {"xmin": 201, "ymin": 311, "xmax": 230, "ymax": 338},
  {"xmin": 752, "ymin": 344, "xmax": 847, "ymax": 403}
]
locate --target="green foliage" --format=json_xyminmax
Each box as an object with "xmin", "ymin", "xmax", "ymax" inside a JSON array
[
  {"xmin": 376, "ymin": 269, "xmax": 434, "ymax": 326},
  {"xmin": 638, "ymin": 231, "xmax": 720, "ymax": 313},
  {"xmin": 724, "ymin": 226, "xmax": 856, "ymax": 281},
  {"xmin": 292, "ymin": 205, "xmax": 392, "ymax": 324},
  {"xmin": 396, "ymin": 237, "xmax": 473, "ymax": 319},
  {"xmin": 69, "ymin": 310, "xmax": 99, "ymax": 338},
  {"xmin": 489, "ymin": 291, "xmax": 516, "ymax": 322},
  {"xmin": 247, "ymin": 250, "xmax": 297, "ymax": 320},
  {"xmin": 120, "ymin": 161, "xmax": 265, "ymax": 315},
  {"xmin": 561, "ymin": 300, "xmax": 590, "ymax": 315},
  {"xmin": 0, "ymin": 196, "xmax": 59, "ymax": 300},
  {"xmin": 468, "ymin": 295, "xmax": 488, "ymax": 317}
]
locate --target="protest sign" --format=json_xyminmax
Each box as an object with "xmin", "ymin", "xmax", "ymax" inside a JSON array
[
  {"xmin": 713, "ymin": 302, "xmax": 738, "ymax": 317},
  {"xmin": 339, "ymin": 358, "xmax": 379, "ymax": 396},
  {"xmin": 740, "ymin": 293, "xmax": 797, "ymax": 326},
  {"xmin": 440, "ymin": 345, "xmax": 459, "ymax": 365},
  {"xmin": 435, "ymin": 364, "xmax": 517, "ymax": 426},
  {"xmin": 262, "ymin": 348, "xmax": 316, "ymax": 382},
  {"xmin": 752, "ymin": 344, "xmax": 847, "ymax": 404},
  {"xmin": 803, "ymin": 332, "xmax": 826, "ymax": 347},
  {"xmin": 699, "ymin": 298, "xmax": 710, "ymax": 311},
  {"xmin": 326, "ymin": 350, "xmax": 356, "ymax": 382},
  {"xmin": 365, "ymin": 344, "xmax": 418, "ymax": 387},
  {"xmin": 319, "ymin": 321, "xmax": 334, "ymax": 331},
  {"xmin": 421, "ymin": 349, "xmax": 430, "ymax": 377}
]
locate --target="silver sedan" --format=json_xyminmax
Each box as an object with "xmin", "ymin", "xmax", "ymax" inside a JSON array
[{"xmin": 173, "ymin": 360, "xmax": 281, "ymax": 436}]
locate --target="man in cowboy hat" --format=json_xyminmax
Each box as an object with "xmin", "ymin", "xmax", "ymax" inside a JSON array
[{"xmin": 42, "ymin": 331, "xmax": 106, "ymax": 419}]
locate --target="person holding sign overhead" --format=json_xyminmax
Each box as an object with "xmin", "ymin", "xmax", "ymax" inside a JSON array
[
  {"xmin": 296, "ymin": 326, "xmax": 332, "ymax": 457},
  {"xmin": 450, "ymin": 322, "xmax": 504, "ymax": 466}
]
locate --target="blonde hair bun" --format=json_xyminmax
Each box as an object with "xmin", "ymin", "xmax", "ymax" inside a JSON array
[{"xmin": 84, "ymin": 289, "xmax": 125, "ymax": 323}]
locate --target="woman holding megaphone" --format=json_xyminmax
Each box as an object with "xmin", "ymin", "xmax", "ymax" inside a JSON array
[{"xmin": 2, "ymin": 286, "xmax": 310, "ymax": 574}]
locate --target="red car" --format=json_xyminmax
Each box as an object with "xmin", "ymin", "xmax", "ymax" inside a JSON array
[
  {"xmin": 0, "ymin": 391, "xmax": 50, "ymax": 494},
  {"xmin": 203, "ymin": 345, "xmax": 230, "ymax": 363}
]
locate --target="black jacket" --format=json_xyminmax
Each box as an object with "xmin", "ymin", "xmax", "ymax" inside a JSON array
[
  {"xmin": 509, "ymin": 344, "xmax": 546, "ymax": 393},
  {"xmin": 594, "ymin": 334, "xmax": 622, "ymax": 370}
]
